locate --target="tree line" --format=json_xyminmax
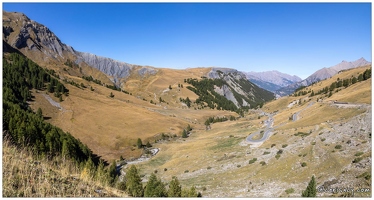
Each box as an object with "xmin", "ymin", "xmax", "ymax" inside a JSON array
[
  {"xmin": 3, "ymin": 53, "xmax": 92, "ymax": 164},
  {"xmin": 184, "ymin": 78, "xmax": 239, "ymax": 112},
  {"xmin": 204, "ymin": 115, "xmax": 237, "ymax": 129},
  {"xmin": 3, "ymin": 52, "xmax": 206, "ymax": 197},
  {"xmin": 123, "ymin": 165, "xmax": 201, "ymax": 197},
  {"xmin": 293, "ymin": 68, "xmax": 371, "ymax": 97},
  {"xmin": 3, "ymin": 52, "xmax": 122, "ymax": 189}
]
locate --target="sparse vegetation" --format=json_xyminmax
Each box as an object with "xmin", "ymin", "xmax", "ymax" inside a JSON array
[
  {"xmin": 248, "ymin": 158, "xmax": 257, "ymax": 164},
  {"xmin": 285, "ymin": 188, "xmax": 295, "ymax": 194},
  {"xmin": 137, "ymin": 138, "xmax": 143, "ymax": 149},
  {"xmin": 301, "ymin": 162, "xmax": 307, "ymax": 167},
  {"xmin": 352, "ymin": 157, "xmax": 363, "ymax": 163},
  {"xmin": 294, "ymin": 132, "xmax": 311, "ymax": 137},
  {"xmin": 356, "ymin": 172, "xmax": 371, "ymax": 180},
  {"xmin": 335, "ymin": 144, "xmax": 342, "ymax": 149},
  {"xmin": 355, "ymin": 152, "xmax": 364, "ymax": 156}
]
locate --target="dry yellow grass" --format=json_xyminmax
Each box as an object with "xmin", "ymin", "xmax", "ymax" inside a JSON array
[
  {"xmin": 129, "ymin": 66, "xmax": 372, "ymax": 197},
  {"xmin": 29, "ymin": 69, "xmax": 237, "ymax": 162},
  {"xmin": 327, "ymin": 79, "xmax": 371, "ymax": 104},
  {"xmin": 2, "ymin": 137, "xmax": 127, "ymax": 197}
]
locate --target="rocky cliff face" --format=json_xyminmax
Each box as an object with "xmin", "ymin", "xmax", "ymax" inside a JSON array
[
  {"xmin": 3, "ymin": 11, "xmax": 76, "ymax": 61},
  {"xmin": 207, "ymin": 68, "xmax": 274, "ymax": 108},
  {"xmin": 3, "ymin": 11, "xmax": 158, "ymax": 88},
  {"xmin": 276, "ymin": 58, "xmax": 372, "ymax": 96}
]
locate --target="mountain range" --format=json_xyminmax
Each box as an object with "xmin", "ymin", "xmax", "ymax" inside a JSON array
[
  {"xmin": 275, "ymin": 57, "xmax": 371, "ymax": 96},
  {"xmin": 2, "ymin": 10, "xmax": 372, "ymax": 198},
  {"xmin": 2, "ymin": 10, "xmax": 274, "ymax": 109},
  {"xmin": 244, "ymin": 70, "xmax": 302, "ymax": 93}
]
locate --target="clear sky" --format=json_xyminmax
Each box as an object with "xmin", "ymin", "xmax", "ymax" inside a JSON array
[{"xmin": 3, "ymin": 2, "xmax": 372, "ymax": 79}]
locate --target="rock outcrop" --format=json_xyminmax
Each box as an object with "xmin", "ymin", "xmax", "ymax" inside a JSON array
[
  {"xmin": 3, "ymin": 11, "xmax": 158, "ymax": 88},
  {"xmin": 3, "ymin": 11, "xmax": 76, "ymax": 61},
  {"xmin": 207, "ymin": 68, "xmax": 274, "ymax": 108}
]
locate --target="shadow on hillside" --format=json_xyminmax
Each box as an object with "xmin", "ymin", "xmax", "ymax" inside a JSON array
[
  {"xmin": 43, "ymin": 116, "xmax": 52, "ymax": 120},
  {"xmin": 91, "ymin": 153, "xmax": 109, "ymax": 166}
]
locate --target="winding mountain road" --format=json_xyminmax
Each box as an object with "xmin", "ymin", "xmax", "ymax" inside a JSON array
[
  {"xmin": 292, "ymin": 102, "xmax": 314, "ymax": 121},
  {"xmin": 246, "ymin": 112, "xmax": 274, "ymax": 145},
  {"xmin": 246, "ymin": 102, "xmax": 314, "ymax": 145}
]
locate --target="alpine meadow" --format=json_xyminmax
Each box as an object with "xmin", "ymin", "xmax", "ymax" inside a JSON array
[{"xmin": 2, "ymin": 4, "xmax": 372, "ymax": 198}]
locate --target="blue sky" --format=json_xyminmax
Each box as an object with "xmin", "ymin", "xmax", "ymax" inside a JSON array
[{"xmin": 3, "ymin": 3, "xmax": 372, "ymax": 79}]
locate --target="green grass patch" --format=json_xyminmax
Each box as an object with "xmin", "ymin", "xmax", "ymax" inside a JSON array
[
  {"xmin": 355, "ymin": 152, "xmax": 364, "ymax": 157},
  {"xmin": 285, "ymin": 188, "xmax": 295, "ymax": 194},
  {"xmin": 209, "ymin": 137, "xmax": 241, "ymax": 151},
  {"xmin": 145, "ymin": 154, "xmax": 171, "ymax": 168},
  {"xmin": 294, "ymin": 132, "xmax": 311, "ymax": 137},
  {"xmin": 248, "ymin": 158, "xmax": 257, "ymax": 164},
  {"xmin": 356, "ymin": 172, "xmax": 371, "ymax": 180},
  {"xmin": 352, "ymin": 157, "xmax": 363, "ymax": 163}
]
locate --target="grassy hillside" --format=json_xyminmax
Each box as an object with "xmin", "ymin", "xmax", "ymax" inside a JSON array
[
  {"xmin": 133, "ymin": 66, "xmax": 371, "ymax": 197},
  {"xmin": 2, "ymin": 137, "xmax": 126, "ymax": 197},
  {"xmin": 27, "ymin": 63, "xmax": 238, "ymax": 162}
]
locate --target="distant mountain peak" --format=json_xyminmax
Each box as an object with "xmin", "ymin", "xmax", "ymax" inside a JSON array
[
  {"xmin": 243, "ymin": 70, "xmax": 302, "ymax": 93},
  {"xmin": 275, "ymin": 57, "xmax": 371, "ymax": 96}
]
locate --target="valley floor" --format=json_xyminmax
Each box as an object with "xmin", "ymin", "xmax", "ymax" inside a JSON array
[{"xmin": 131, "ymin": 103, "xmax": 371, "ymax": 197}]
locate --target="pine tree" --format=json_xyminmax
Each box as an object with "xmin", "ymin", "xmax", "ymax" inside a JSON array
[
  {"xmin": 186, "ymin": 97, "xmax": 191, "ymax": 107},
  {"xmin": 144, "ymin": 173, "xmax": 167, "ymax": 197},
  {"xmin": 302, "ymin": 175, "xmax": 317, "ymax": 197},
  {"xmin": 126, "ymin": 165, "xmax": 144, "ymax": 197},
  {"xmin": 352, "ymin": 77, "xmax": 357, "ymax": 84},
  {"xmin": 182, "ymin": 129, "xmax": 187, "ymax": 138},
  {"xmin": 47, "ymin": 83, "xmax": 54, "ymax": 93},
  {"xmin": 188, "ymin": 186, "xmax": 198, "ymax": 197},
  {"xmin": 96, "ymin": 159, "xmax": 109, "ymax": 185},
  {"xmin": 168, "ymin": 176, "xmax": 182, "ymax": 197},
  {"xmin": 37, "ymin": 107, "xmax": 43, "ymax": 118},
  {"xmin": 61, "ymin": 140, "xmax": 69, "ymax": 159},
  {"xmin": 108, "ymin": 160, "xmax": 117, "ymax": 186},
  {"xmin": 82, "ymin": 157, "xmax": 95, "ymax": 179},
  {"xmin": 358, "ymin": 74, "xmax": 364, "ymax": 82},
  {"xmin": 137, "ymin": 138, "xmax": 143, "ymax": 149},
  {"xmin": 187, "ymin": 124, "xmax": 192, "ymax": 131},
  {"xmin": 146, "ymin": 141, "xmax": 152, "ymax": 148}
]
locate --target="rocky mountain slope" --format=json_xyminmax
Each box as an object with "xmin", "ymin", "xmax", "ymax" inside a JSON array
[
  {"xmin": 3, "ymin": 11, "xmax": 157, "ymax": 88},
  {"xmin": 3, "ymin": 10, "xmax": 274, "ymax": 111},
  {"xmin": 276, "ymin": 58, "xmax": 371, "ymax": 96},
  {"xmin": 244, "ymin": 70, "xmax": 302, "ymax": 93},
  {"xmin": 207, "ymin": 68, "xmax": 275, "ymax": 108}
]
